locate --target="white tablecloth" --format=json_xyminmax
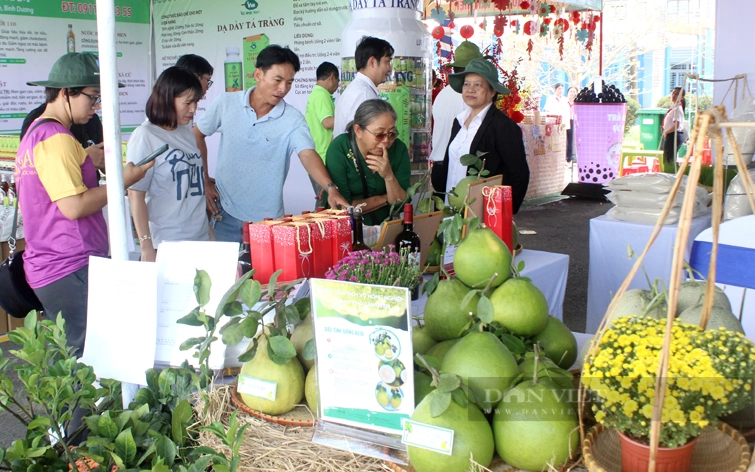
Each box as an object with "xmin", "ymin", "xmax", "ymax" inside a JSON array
[
  {"xmin": 412, "ymin": 249, "xmax": 570, "ymax": 321},
  {"xmin": 585, "ymin": 213, "xmax": 711, "ymax": 334},
  {"xmin": 690, "ymin": 215, "xmax": 755, "ymax": 338}
]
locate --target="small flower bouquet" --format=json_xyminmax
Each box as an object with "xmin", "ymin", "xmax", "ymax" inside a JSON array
[
  {"xmin": 582, "ymin": 315, "xmax": 755, "ymax": 448},
  {"xmin": 325, "ymin": 246, "xmax": 422, "ymax": 290}
]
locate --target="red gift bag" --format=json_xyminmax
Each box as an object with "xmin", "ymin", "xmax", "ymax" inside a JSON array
[
  {"xmin": 307, "ymin": 217, "xmax": 334, "ymax": 278},
  {"xmin": 248, "ymin": 220, "xmax": 279, "ymax": 285},
  {"xmin": 272, "ymin": 222, "xmax": 314, "ymax": 283},
  {"xmin": 482, "ymin": 185, "xmax": 514, "ymax": 253},
  {"xmin": 329, "ymin": 215, "xmax": 352, "ymax": 265}
]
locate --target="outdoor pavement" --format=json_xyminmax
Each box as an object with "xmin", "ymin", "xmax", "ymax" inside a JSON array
[{"xmin": 0, "ymin": 165, "xmax": 615, "ymax": 447}]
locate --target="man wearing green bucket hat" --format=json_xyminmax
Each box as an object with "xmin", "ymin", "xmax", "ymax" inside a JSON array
[
  {"xmin": 430, "ymin": 41, "xmax": 487, "ymax": 164},
  {"xmin": 16, "ymin": 52, "xmax": 151, "ymax": 355},
  {"xmin": 431, "ymin": 58, "xmax": 530, "ymax": 213}
]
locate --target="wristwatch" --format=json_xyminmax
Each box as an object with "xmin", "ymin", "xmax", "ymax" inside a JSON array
[{"xmin": 325, "ymin": 183, "xmax": 338, "ymax": 192}]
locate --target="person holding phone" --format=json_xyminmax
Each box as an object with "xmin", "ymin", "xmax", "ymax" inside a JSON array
[
  {"xmin": 127, "ymin": 67, "xmax": 209, "ymax": 262},
  {"xmin": 16, "ymin": 52, "xmax": 152, "ymax": 355}
]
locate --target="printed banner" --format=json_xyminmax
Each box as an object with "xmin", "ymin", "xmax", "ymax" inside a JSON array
[
  {"xmin": 310, "ymin": 278, "xmax": 414, "ymax": 434},
  {"xmin": 0, "ymin": 0, "xmax": 151, "ymax": 134}
]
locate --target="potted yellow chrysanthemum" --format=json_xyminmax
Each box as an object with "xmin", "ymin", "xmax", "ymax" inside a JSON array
[{"xmin": 582, "ymin": 315, "xmax": 755, "ymax": 472}]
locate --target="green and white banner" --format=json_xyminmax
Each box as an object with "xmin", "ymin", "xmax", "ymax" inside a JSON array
[{"xmin": 0, "ymin": 0, "xmax": 151, "ymax": 134}]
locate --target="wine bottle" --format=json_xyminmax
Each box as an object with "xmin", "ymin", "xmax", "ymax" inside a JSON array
[
  {"xmin": 351, "ymin": 207, "xmax": 370, "ymax": 252},
  {"xmin": 239, "ymin": 222, "xmax": 252, "ymax": 275},
  {"xmin": 394, "ymin": 203, "xmax": 421, "ymax": 299}
]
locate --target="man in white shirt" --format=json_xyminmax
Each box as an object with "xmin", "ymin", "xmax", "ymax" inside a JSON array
[
  {"xmin": 430, "ymin": 41, "xmax": 485, "ymax": 164},
  {"xmin": 333, "ymin": 36, "xmax": 394, "ymax": 137}
]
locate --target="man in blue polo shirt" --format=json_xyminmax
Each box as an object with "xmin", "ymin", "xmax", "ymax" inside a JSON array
[{"xmin": 194, "ymin": 45, "xmax": 348, "ymax": 243}]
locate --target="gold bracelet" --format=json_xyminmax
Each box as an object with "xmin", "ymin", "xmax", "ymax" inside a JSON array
[{"xmin": 137, "ymin": 235, "xmax": 152, "ymax": 244}]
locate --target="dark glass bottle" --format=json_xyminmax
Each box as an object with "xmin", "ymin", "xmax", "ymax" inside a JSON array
[
  {"xmin": 239, "ymin": 222, "xmax": 252, "ymax": 275},
  {"xmin": 394, "ymin": 203, "xmax": 421, "ymax": 299},
  {"xmin": 351, "ymin": 207, "xmax": 370, "ymax": 252}
]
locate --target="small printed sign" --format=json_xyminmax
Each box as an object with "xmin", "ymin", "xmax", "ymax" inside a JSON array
[
  {"xmin": 401, "ymin": 419, "xmax": 454, "ymax": 456},
  {"xmin": 237, "ymin": 374, "xmax": 277, "ymax": 401}
]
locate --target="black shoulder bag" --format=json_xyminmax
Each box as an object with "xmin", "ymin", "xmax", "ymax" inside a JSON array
[{"xmin": 0, "ymin": 118, "xmax": 55, "ymax": 318}]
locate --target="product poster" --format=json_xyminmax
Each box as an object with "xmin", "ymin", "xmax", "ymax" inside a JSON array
[
  {"xmin": 573, "ymin": 103, "xmax": 627, "ymax": 184},
  {"xmin": 0, "ymin": 0, "xmax": 151, "ymax": 134},
  {"xmin": 310, "ymin": 278, "xmax": 414, "ymax": 435}
]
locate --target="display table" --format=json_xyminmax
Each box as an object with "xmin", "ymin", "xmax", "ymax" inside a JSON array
[
  {"xmin": 413, "ymin": 248, "xmax": 570, "ymax": 321},
  {"xmin": 689, "ymin": 216, "xmax": 755, "ymax": 338},
  {"xmin": 585, "ymin": 213, "xmax": 711, "ymax": 333},
  {"xmin": 519, "ymin": 123, "xmax": 567, "ymax": 200}
]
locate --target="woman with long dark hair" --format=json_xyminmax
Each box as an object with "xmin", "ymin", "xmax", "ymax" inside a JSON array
[
  {"xmin": 661, "ymin": 87, "xmax": 687, "ymax": 173},
  {"xmin": 127, "ymin": 66, "xmax": 209, "ymax": 262}
]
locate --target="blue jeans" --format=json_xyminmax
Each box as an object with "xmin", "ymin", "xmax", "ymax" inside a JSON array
[{"xmin": 211, "ymin": 204, "xmax": 244, "ymax": 245}]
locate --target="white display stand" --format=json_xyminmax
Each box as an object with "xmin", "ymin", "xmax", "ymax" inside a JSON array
[
  {"xmin": 690, "ymin": 215, "xmax": 755, "ymax": 339},
  {"xmin": 412, "ymin": 249, "xmax": 570, "ymax": 321},
  {"xmin": 585, "ymin": 213, "xmax": 711, "ymax": 334}
]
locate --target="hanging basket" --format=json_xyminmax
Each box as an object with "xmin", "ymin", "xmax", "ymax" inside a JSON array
[
  {"xmin": 582, "ymin": 423, "xmax": 750, "ymax": 472},
  {"xmin": 230, "ymin": 384, "xmax": 315, "ymax": 427},
  {"xmin": 578, "ymin": 105, "xmax": 755, "ymax": 470}
]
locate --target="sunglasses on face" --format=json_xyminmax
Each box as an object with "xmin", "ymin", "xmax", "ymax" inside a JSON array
[{"xmin": 363, "ymin": 128, "xmax": 398, "ymax": 142}]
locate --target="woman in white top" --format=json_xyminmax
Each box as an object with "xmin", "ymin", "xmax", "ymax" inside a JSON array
[
  {"xmin": 661, "ymin": 87, "xmax": 686, "ymax": 174},
  {"xmin": 127, "ymin": 66, "xmax": 210, "ymax": 261}
]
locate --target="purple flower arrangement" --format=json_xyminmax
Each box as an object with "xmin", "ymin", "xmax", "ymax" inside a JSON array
[{"xmin": 326, "ymin": 245, "xmax": 422, "ymax": 289}]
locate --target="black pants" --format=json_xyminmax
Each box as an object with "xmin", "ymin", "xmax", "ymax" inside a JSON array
[
  {"xmin": 566, "ymin": 119, "xmax": 575, "ymax": 162},
  {"xmin": 662, "ymin": 132, "xmax": 684, "ymax": 173},
  {"xmin": 33, "ymin": 265, "xmax": 89, "ymax": 357}
]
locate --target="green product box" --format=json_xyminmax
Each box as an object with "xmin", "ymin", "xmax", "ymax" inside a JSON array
[
  {"xmin": 243, "ymin": 33, "xmax": 270, "ymax": 89},
  {"xmin": 379, "ymin": 84, "xmax": 410, "ymax": 149}
]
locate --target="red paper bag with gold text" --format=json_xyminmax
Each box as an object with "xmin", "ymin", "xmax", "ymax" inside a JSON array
[
  {"xmin": 306, "ymin": 217, "xmax": 334, "ymax": 278},
  {"xmin": 482, "ymin": 185, "xmax": 514, "ymax": 253},
  {"xmin": 272, "ymin": 222, "xmax": 314, "ymax": 283},
  {"xmin": 248, "ymin": 220, "xmax": 279, "ymax": 285},
  {"xmin": 329, "ymin": 215, "xmax": 352, "ymax": 265}
]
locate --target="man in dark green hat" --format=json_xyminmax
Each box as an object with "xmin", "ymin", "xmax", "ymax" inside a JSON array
[
  {"xmin": 430, "ymin": 41, "xmax": 487, "ymax": 164},
  {"xmin": 17, "ymin": 52, "xmax": 150, "ymax": 356},
  {"xmin": 431, "ymin": 58, "xmax": 529, "ymax": 213}
]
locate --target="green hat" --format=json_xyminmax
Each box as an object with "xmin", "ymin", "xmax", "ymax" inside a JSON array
[
  {"xmin": 449, "ymin": 58, "xmax": 510, "ymax": 95},
  {"xmin": 447, "ymin": 41, "xmax": 485, "ymax": 68},
  {"xmin": 27, "ymin": 53, "xmax": 124, "ymax": 88}
]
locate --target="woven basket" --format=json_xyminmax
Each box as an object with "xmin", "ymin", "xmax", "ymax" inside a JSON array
[
  {"xmin": 230, "ymin": 384, "xmax": 315, "ymax": 427},
  {"xmin": 583, "ymin": 423, "xmax": 751, "ymax": 472}
]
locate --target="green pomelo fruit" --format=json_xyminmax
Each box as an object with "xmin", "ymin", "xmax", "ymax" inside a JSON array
[
  {"xmin": 414, "ymin": 371, "xmax": 434, "ymax": 404},
  {"xmin": 678, "ymin": 305, "xmax": 744, "ymax": 333},
  {"xmin": 239, "ymin": 338, "xmax": 305, "ymax": 415},
  {"xmin": 606, "ymin": 289, "xmax": 666, "ymax": 329},
  {"xmin": 408, "ymin": 391, "xmax": 495, "ymax": 472},
  {"xmin": 490, "ymin": 278, "xmax": 549, "ymax": 336},
  {"xmin": 441, "ymin": 332, "xmax": 519, "ymax": 407},
  {"xmin": 448, "ymin": 175, "xmax": 480, "ymax": 210},
  {"xmin": 531, "ymin": 316, "xmax": 579, "ymax": 369},
  {"xmin": 676, "ymin": 281, "xmax": 733, "ymax": 315},
  {"xmin": 291, "ymin": 314, "xmax": 314, "ymax": 372},
  {"xmin": 493, "ymin": 378, "xmax": 579, "ymax": 471},
  {"xmin": 423, "ymin": 338, "xmax": 461, "ymax": 366},
  {"xmin": 453, "ymin": 226, "xmax": 512, "ymax": 289},
  {"xmin": 412, "ymin": 325, "xmax": 438, "ymax": 356},
  {"xmin": 426, "ymin": 237, "xmax": 442, "ymax": 267},
  {"xmin": 424, "ymin": 278, "xmax": 479, "ymax": 341},
  {"xmin": 305, "ymin": 367, "xmax": 317, "ymax": 412}
]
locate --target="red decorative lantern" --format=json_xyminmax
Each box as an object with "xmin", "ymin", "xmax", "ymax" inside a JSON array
[
  {"xmin": 432, "ymin": 26, "xmax": 445, "ymax": 39},
  {"xmin": 448, "ymin": 21, "xmax": 456, "ymax": 29},
  {"xmin": 571, "ymin": 10, "xmax": 581, "ymax": 22},
  {"xmin": 493, "ymin": 26, "xmax": 504, "ymax": 36},
  {"xmin": 550, "ymin": 5, "xmax": 556, "ymax": 13},
  {"xmin": 519, "ymin": 1, "xmax": 530, "ymax": 11},
  {"xmin": 594, "ymin": 14, "xmax": 601, "ymax": 22},
  {"xmin": 523, "ymin": 20, "xmax": 536, "ymax": 35},
  {"xmin": 554, "ymin": 18, "xmax": 569, "ymax": 32},
  {"xmin": 543, "ymin": 18, "xmax": 551, "ymax": 25},
  {"xmin": 460, "ymin": 24, "xmax": 475, "ymax": 39}
]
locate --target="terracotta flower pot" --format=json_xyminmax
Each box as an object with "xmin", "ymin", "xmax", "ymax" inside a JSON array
[{"xmin": 618, "ymin": 430, "xmax": 698, "ymax": 472}]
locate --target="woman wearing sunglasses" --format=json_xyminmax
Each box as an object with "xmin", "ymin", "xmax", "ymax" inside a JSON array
[
  {"xmin": 126, "ymin": 66, "xmax": 209, "ymax": 262},
  {"xmin": 325, "ymin": 99, "xmax": 410, "ymax": 225}
]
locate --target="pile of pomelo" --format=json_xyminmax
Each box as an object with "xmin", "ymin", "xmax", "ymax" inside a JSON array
[{"xmin": 409, "ymin": 225, "xmax": 580, "ymax": 472}]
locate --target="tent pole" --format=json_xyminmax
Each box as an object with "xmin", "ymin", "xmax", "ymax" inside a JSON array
[
  {"xmin": 95, "ymin": 0, "xmax": 139, "ymax": 406},
  {"xmin": 599, "ymin": 11, "xmax": 603, "ymax": 76}
]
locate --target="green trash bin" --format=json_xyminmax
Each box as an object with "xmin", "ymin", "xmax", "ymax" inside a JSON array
[{"xmin": 637, "ymin": 108, "xmax": 668, "ymax": 151}]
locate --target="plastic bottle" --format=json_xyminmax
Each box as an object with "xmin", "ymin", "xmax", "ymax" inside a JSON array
[
  {"xmin": 224, "ymin": 46, "xmax": 243, "ymax": 92},
  {"xmin": 67, "ymin": 25, "xmax": 76, "ymax": 53}
]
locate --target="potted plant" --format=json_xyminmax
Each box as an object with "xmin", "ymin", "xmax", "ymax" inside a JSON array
[{"xmin": 581, "ymin": 315, "xmax": 755, "ymax": 472}]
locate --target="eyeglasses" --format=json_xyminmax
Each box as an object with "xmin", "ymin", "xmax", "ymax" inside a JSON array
[
  {"xmin": 206, "ymin": 79, "xmax": 213, "ymax": 89},
  {"xmin": 80, "ymin": 91, "xmax": 101, "ymax": 106},
  {"xmin": 363, "ymin": 128, "xmax": 398, "ymax": 142}
]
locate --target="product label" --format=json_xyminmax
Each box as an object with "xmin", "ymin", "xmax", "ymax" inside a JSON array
[
  {"xmin": 224, "ymin": 61, "xmax": 243, "ymax": 92},
  {"xmin": 401, "ymin": 419, "xmax": 454, "ymax": 455},
  {"xmin": 237, "ymin": 374, "xmax": 277, "ymax": 401}
]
